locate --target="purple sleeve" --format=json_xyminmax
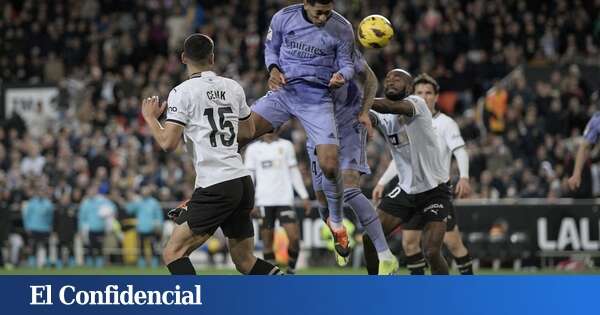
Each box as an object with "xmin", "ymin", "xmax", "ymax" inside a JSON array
[
  {"xmin": 264, "ymin": 12, "xmax": 283, "ymax": 71},
  {"xmin": 583, "ymin": 116, "xmax": 600, "ymax": 144},
  {"xmin": 335, "ymin": 24, "xmax": 356, "ymax": 81}
]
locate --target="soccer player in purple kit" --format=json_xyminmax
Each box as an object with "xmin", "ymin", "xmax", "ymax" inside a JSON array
[
  {"xmin": 568, "ymin": 112, "xmax": 600, "ymax": 191},
  {"xmin": 239, "ymin": 0, "xmax": 356, "ymax": 259},
  {"xmin": 306, "ymin": 47, "xmax": 399, "ymax": 274}
]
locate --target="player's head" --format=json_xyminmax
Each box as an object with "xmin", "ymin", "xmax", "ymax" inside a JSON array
[
  {"xmin": 182, "ymin": 33, "xmax": 215, "ymax": 67},
  {"xmin": 303, "ymin": 0, "xmax": 334, "ymax": 27},
  {"xmin": 413, "ymin": 73, "xmax": 439, "ymax": 112},
  {"xmin": 384, "ymin": 68, "xmax": 413, "ymax": 101}
]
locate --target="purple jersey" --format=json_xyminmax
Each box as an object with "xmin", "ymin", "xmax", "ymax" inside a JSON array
[
  {"xmin": 584, "ymin": 113, "xmax": 600, "ymax": 144},
  {"xmin": 265, "ymin": 4, "xmax": 355, "ymax": 86},
  {"xmin": 305, "ymin": 49, "xmax": 370, "ymax": 176}
]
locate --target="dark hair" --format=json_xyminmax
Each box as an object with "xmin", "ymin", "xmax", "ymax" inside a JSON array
[
  {"xmin": 183, "ymin": 33, "xmax": 214, "ymax": 64},
  {"xmin": 307, "ymin": 0, "xmax": 333, "ymax": 5},
  {"xmin": 413, "ymin": 73, "xmax": 440, "ymax": 94}
]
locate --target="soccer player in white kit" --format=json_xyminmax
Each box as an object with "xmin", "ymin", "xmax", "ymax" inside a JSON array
[
  {"xmin": 372, "ymin": 74, "xmax": 474, "ymax": 275},
  {"xmin": 364, "ymin": 69, "xmax": 451, "ymax": 275},
  {"xmin": 244, "ymin": 132, "xmax": 311, "ymax": 274},
  {"xmin": 141, "ymin": 34, "xmax": 282, "ymax": 275}
]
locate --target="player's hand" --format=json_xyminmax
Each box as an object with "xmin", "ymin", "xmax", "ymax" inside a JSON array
[
  {"xmin": 454, "ymin": 178, "xmax": 472, "ymax": 199},
  {"xmin": 141, "ymin": 96, "xmax": 166, "ymax": 120},
  {"xmin": 328, "ymin": 72, "xmax": 345, "ymax": 89},
  {"xmin": 372, "ymin": 184, "xmax": 385, "ymax": 204},
  {"xmin": 358, "ymin": 111, "xmax": 374, "ymax": 139},
  {"xmin": 302, "ymin": 199, "xmax": 312, "ymax": 216},
  {"xmin": 268, "ymin": 67, "xmax": 286, "ymax": 91},
  {"xmin": 250, "ymin": 207, "xmax": 261, "ymax": 219},
  {"xmin": 567, "ymin": 174, "xmax": 581, "ymax": 191}
]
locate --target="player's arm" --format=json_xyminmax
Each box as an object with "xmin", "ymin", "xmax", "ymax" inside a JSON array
[
  {"xmin": 453, "ymin": 146, "xmax": 471, "ymax": 198},
  {"xmin": 444, "ymin": 120, "xmax": 471, "ymax": 198},
  {"xmin": 244, "ymin": 145, "xmax": 257, "ymax": 182},
  {"xmin": 330, "ymin": 23, "xmax": 356, "ymax": 88},
  {"xmin": 371, "ymin": 97, "xmax": 415, "ymax": 117},
  {"xmin": 356, "ymin": 62, "xmax": 378, "ymax": 138},
  {"xmin": 568, "ymin": 117, "xmax": 600, "ymax": 190},
  {"xmin": 568, "ymin": 139, "xmax": 591, "ymax": 190},
  {"xmin": 237, "ymin": 84, "xmax": 255, "ymax": 141},
  {"xmin": 372, "ymin": 160, "xmax": 397, "ymax": 203},
  {"xmin": 265, "ymin": 12, "xmax": 286, "ymax": 90},
  {"xmin": 142, "ymin": 96, "xmax": 184, "ymax": 152}
]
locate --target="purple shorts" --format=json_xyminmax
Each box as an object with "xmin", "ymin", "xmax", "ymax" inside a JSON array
[
  {"xmin": 306, "ymin": 100, "xmax": 370, "ymax": 191},
  {"xmin": 252, "ymin": 82, "xmax": 338, "ymax": 146}
]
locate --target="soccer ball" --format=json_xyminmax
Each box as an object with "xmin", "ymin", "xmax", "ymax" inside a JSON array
[{"xmin": 357, "ymin": 15, "xmax": 394, "ymax": 48}]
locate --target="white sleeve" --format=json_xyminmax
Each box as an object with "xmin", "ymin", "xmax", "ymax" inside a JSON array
[
  {"xmin": 244, "ymin": 144, "xmax": 256, "ymax": 171},
  {"xmin": 235, "ymin": 83, "xmax": 251, "ymax": 120},
  {"xmin": 165, "ymin": 88, "xmax": 190, "ymax": 127},
  {"xmin": 443, "ymin": 119, "xmax": 466, "ymax": 151},
  {"xmin": 377, "ymin": 160, "xmax": 398, "ymax": 186},
  {"xmin": 285, "ymin": 141, "xmax": 298, "ymax": 167},
  {"xmin": 453, "ymin": 146, "xmax": 470, "ymax": 179},
  {"xmin": 290, "ymin": 165, "xmax": 309, "ymax": 199},
  {"xmin": 404, "ymin": 95, "xmax": 428, "ymax": 116}
]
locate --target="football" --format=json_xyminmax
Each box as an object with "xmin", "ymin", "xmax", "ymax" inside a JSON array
[{"xmin": 357, "ymin": 15, "xmax": 394, "ymax": 48}]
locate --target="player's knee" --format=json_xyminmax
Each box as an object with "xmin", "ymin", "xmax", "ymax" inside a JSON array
[
  {"xmin": 162, "ymin": 244, "xmax": 186, "ymax": 265},
  {"xmin": 320, "ymin": 163, "xmax": 339, "ymax": 179}
]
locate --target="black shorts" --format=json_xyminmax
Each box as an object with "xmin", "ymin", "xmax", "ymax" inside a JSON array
[
  {"xmin": 379, "ymin": 183, "xmax": 452, "ymax": 227},
  {"xmin": 175, "ymin": 176, "xmax": 255, "ymax": 239},
  {"xmin": 258, "ymin": 206, "xmax": 298, "ymax": 229},
  {"xmin": 403, "ymin": 202, "xmax": 457, "ymax": 231}
]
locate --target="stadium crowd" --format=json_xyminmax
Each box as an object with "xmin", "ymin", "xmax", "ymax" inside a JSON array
[{"xmin": 0, "ymin": 0, "xmax": 599, "ymax": 266}]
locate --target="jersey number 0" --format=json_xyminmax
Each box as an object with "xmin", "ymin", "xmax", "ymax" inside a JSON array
[{"xmin": 204, "ymin": 107, "xmax": 235, "ymax": 147}]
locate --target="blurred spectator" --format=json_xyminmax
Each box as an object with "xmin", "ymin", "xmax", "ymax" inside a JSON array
[
  {"xmin": 125, "ymin": 185, "xmax": 164, "ymax": 268},
  {"xmin": 22, "ymin": 184, "xmax": 54, "ymax": 268},
  {"xmin": 78, "ymin": 184, "xmax": 117, "ymax": 268},
  {"xmin": 53, "ymin": 190, "xmax": 80, "ymax": 268}
]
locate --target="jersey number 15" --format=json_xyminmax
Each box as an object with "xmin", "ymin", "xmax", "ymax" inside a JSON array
[{"xmin": 204, "ymin": 107, "xmax": 235, "ymax": 147}]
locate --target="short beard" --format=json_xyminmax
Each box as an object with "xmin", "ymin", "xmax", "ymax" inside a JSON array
[{"xmin": 385, "ymin": 90, "xmax": 407, "ymax": 101}]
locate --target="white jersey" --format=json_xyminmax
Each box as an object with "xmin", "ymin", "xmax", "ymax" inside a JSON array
[
  {"xmin": 244, "ymin": 138, "xmax": 301, "ymax": 207},
  {"xmin": 166, "ymin": 71, "xmax": 251, "ymax": 188},
  {"xmin": 373, "ymin": 95, "xmax": 448, "ymax": 194},
  {"xmin": 432, "ymin": 112, "xmax": 465, "ymax": 177}
]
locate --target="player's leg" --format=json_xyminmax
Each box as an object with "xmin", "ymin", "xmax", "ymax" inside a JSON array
[
  {"xmin": 419, "ymin": 184, "xmax": 453, "ymax": 275},
  {"xmin": 278, "ymin": 207, "xmax": 301, "ymax": 274},
  {"xmin": 422, "ymin": 221, "xmax": 448, "ymax": 275},
  {"xmin": 223, "ymin": 176, "xmax": 282, "ymax": 275},
  {"xmin": 363, "ymin": 208, "xmax": 402, "ymax": 275},
  {"xmin": 444, "ymin": 225, "xmax": 474, "ymax": 275},
  {"xmin": 298, "ymin": 93, "xmax": 347, "ymax": 256},
  {"xmin": 259, "ymin": 207, "xmax": 277, "ymax": 265},
  {"xmin": 164, "ymin": 183, "xmax": 243, "ymax": 275},
  {"xmin": 238, "ymin": 112, "xmax": 275, "ymax": 148},
  {"xmin": 137, "ymin": 232, "xmax": 147, "ymax": 267},
  {"xmin": 402, "ymin": 217, "xmax": 427, "ymax": 275},
  {"xmin": 307, "ymin": 145, "xmax": 329, "ymax": 221},
  {"xmin": 239, "ymin": 91, "xmax": 292, "ymax": 148},
  {"xmin": 162, "ymin": 221, "xmax": 210, "ymax": 275},
  {"xmin": 342, "ymin": 169, "xmax": 398, "ymax": 274}
]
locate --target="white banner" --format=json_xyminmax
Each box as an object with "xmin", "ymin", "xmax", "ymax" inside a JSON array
[{"xmin": 4, "ymin": 85, "xmax": 59, "ymax": 121}]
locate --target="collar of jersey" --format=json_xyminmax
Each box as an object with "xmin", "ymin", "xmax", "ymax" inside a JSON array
[{"xmin": 190, "ymin": 71, "xmax": 216, "ymax": 79}]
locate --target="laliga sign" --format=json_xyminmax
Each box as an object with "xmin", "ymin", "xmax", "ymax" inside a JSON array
[{"xmin": 537, "ymin": 217, "xmax": 599, "ymax": 251}]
